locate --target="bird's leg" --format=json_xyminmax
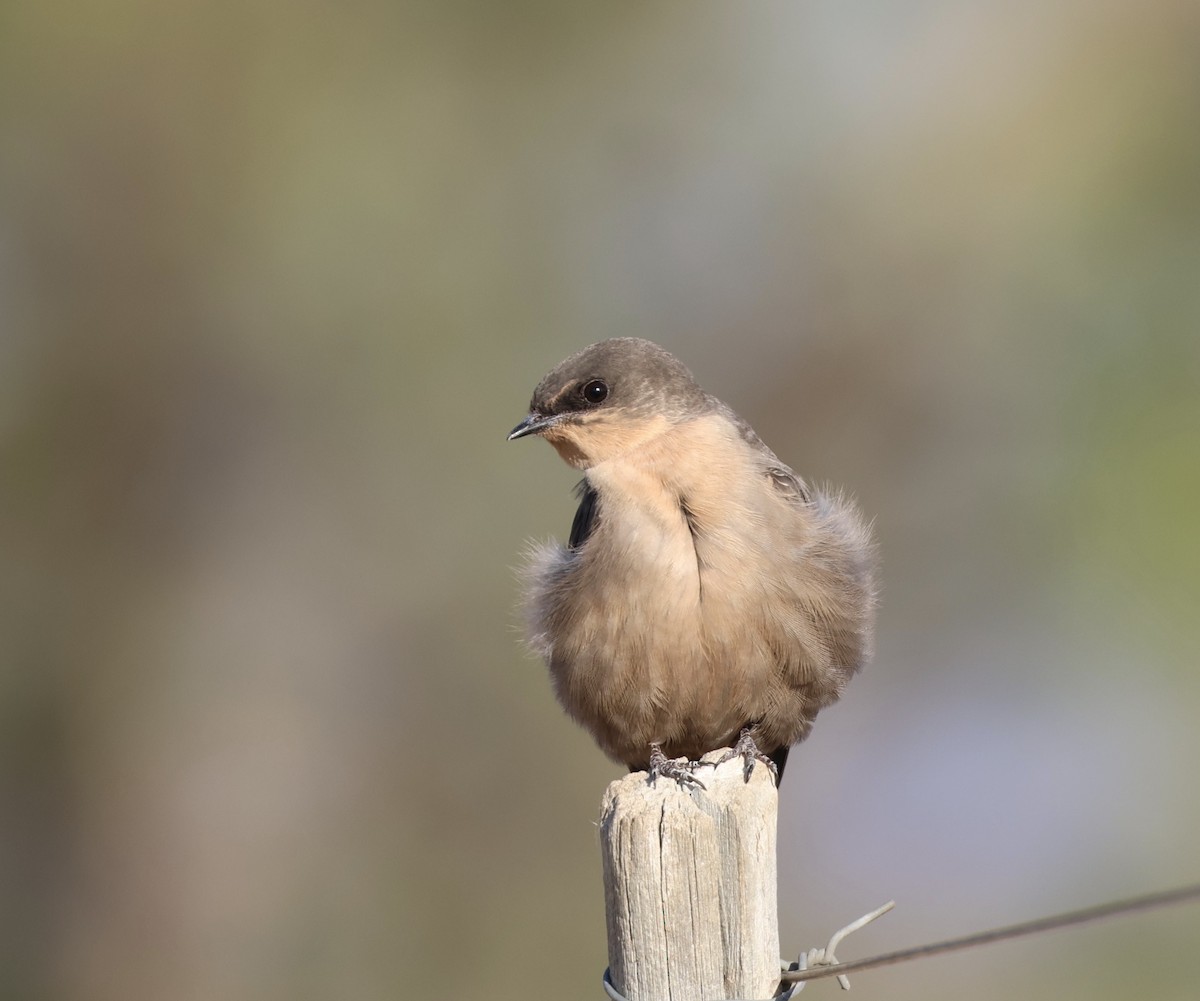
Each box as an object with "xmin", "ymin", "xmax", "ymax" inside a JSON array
[
  {"xmin": 716, "ymin": 728, "xmax": 779, "ymax": 785},
  {"xmin": 647, "ymin": 743, "xmax": 707, "ymax": 790}
]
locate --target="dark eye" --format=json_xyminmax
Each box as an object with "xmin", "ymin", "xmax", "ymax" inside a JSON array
[{"xmin": 580, "ymin": 379, "xmax": 608, "ymax": 405}]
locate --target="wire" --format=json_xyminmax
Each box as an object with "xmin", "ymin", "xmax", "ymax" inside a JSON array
[{"xmin": 780, "ymin": 882, "xmax": 1200, "ymax": 984}]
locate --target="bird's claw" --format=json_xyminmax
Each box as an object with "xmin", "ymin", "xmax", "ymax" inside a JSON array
[
  {"xmin": 716, "ymin": 728, "xmax": 779, "ymax": 784},
  {"xmin": 647, "ymin": 743, "xmax": 707, "ymax": 790}
]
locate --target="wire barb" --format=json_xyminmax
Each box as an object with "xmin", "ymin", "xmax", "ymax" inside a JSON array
[{"xmin": 793, "ymin": 900, "xmax": 896, "ymax": 990}]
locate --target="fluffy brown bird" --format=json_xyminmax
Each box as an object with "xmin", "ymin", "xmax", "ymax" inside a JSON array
[{"xmin": 509, "ymin": 338, "xmax": 876, "ymax": 784}]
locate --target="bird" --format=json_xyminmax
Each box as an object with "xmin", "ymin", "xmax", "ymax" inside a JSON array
[{"xmin": 508, "ymin": 338, "xmax": 876, "ymax": 785}]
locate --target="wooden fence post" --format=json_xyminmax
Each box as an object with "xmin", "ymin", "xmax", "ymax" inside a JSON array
[{"xmin": 599, "ymin": 750, "xmax": 780, "ymax": 1001}]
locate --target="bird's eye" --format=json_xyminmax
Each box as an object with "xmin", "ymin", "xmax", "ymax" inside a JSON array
[{"xmin": 580, "ymin": 379, "xmax": 609, "ymax": 405}]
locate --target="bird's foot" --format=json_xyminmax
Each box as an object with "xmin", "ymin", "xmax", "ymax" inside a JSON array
[
  {"xmin": 647, "ymin": 743, "xmax": 707, "ymax": 790},
  {"xmin": 716, "ymin": 728, "xmax": 779, "ymax": 785}
]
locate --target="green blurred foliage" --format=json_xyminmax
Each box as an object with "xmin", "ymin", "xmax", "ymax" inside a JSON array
[{"xmin": 1, "ymin": 2, "xmax": 1198, "ymax": 999}]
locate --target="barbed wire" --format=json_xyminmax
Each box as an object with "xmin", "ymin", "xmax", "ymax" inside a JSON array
[{"xmin": 780, "ymin": 882, "xmax": 1200, "ymax": 987}]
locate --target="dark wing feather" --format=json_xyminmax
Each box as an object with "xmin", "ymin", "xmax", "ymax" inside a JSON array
[{"xmin": 569, "ymin": 479, "xmax": 600, "ymax": 551}]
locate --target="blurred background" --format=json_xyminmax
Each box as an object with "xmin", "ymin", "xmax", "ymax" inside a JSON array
[{"xmin": 2, "ymin": 2, "xmax": 1198, "ymax": 998}]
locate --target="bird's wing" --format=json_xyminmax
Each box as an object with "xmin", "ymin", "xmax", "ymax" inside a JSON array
[
  {"xmin": 569, "ymin": 479, "xmax": 600, "ymax": 550},
  {"xmin": 766, "ymin": 464, "xmax": 812, "ymax": 505},
  {"xmin": 714, "ymin": 399, "xmax": 813, "ymax": 505}
]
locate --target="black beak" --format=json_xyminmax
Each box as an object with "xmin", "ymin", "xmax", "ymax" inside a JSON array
[{"xmin": 507, "ymin": 412, "xmax": 559, "ymax": 441}]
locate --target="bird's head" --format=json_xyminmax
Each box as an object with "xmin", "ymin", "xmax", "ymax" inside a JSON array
[{"xmin": 508, "ymin": 338, "xmax": 708, "ymax": 469}]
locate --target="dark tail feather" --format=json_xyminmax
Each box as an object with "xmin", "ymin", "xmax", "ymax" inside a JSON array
[{"xmin": 770, "ymin": 744, "xmax": 790, "ymax": 785}]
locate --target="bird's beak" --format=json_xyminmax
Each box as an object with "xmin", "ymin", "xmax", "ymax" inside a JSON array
[{"xmin": 507, "ymin": 412, "xmax": 559, "ymax": 441}]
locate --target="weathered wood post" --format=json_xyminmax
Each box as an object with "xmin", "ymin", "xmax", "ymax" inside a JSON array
[{"xmin": 599, "ymin": 750, "xmax": 780, "ymax": 1001}]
